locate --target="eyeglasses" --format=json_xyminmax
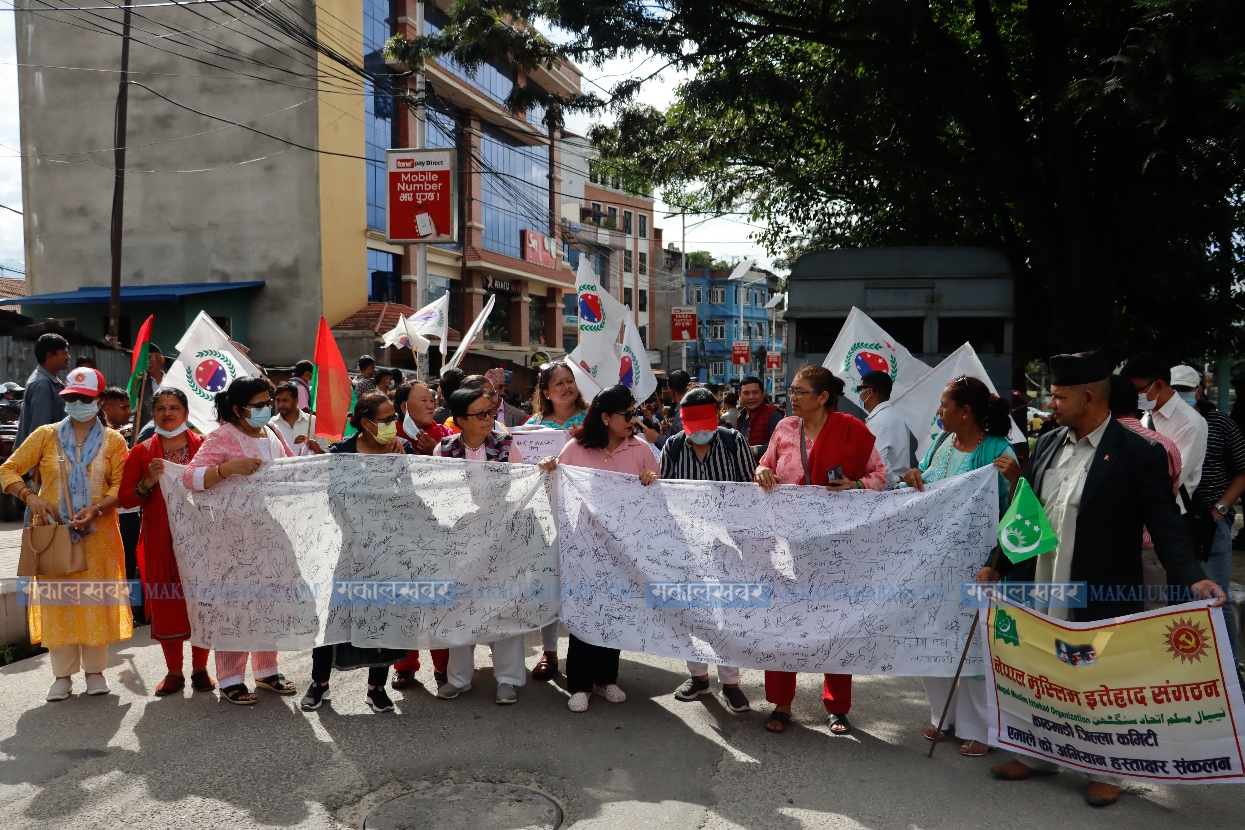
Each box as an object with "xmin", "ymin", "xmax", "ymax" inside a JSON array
[
  {"xmin": 786, "ymin": 387, "xmax": 815, "ymax": 398},
  {"xmin": 464, "ymin": 409, "xmax": 494, "ymax": 422},
  {"xmin": 63, "ymin": 393, "xmax": 94, "ymax": 404},
  {"xmin": 368, "ymin": 416, "xmax": 398, "ymax": 426}
]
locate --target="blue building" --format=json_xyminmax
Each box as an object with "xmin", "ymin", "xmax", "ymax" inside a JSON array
[{"xmin": 683, "ymin": 266, "xmax": 780, "ymax": 387}]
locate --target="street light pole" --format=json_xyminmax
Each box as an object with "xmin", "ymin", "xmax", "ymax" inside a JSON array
[{"xmin": 107, "ymin": 5, "xmax": 133, "ymax": 346}]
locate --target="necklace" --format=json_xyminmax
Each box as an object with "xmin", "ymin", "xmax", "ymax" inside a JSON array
[{"xmin": 463, "ymin": 438, "xmax": 486, "ymax": 451}]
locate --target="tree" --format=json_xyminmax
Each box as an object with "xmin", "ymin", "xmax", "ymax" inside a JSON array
[
  {"xmin": 687, "ymin": 251, "xmax": 715, "ymax": 269},
  {"xmin": 386, "ymin": 0, "xmax": 1245, "ymax": 359}
]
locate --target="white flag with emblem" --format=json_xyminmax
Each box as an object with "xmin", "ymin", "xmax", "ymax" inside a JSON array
[
  {"xmin": 388, "ymin": 293, "xmax": 450, "ymax": 355},
  {"xmin": 442, "ymin": 293, "xmax": 496, "ymax": 374},
  {"xmin": 165, "ymin": 311, "xmax": 264, "ymax": 434},
  {"xmin": 822, "ymin": 307, "xmax": 931, "ymax": 407},
  {"xmin": 890, "ymin": 341, "xmax": 1025, "ymax": 460}
]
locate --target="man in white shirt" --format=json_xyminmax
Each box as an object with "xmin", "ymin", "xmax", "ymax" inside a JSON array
[
  {"xmin": 270, "ymin": 381, "xmax": 325, "ymax": 456},
  {"xmin": 857, "ymin": 371, "xmax": 910, "ymax": 487},
  {"xmin": 1121, "ymin": 354, "xmax": 1207, "ymax": 494}
]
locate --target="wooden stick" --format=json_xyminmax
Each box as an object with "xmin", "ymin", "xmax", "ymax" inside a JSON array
[
  {"xmin": 928, "ymin": 607, "xmax": 980, "ymax": 758},
  {"xmin": 128, "ymin": 371, "xmax": 146, "ymax": 448}
]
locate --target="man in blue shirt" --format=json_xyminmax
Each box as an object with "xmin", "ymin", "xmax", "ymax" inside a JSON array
[{"xmin": 14, "ymin": 333, "xmax": 70, "ymax": 448}]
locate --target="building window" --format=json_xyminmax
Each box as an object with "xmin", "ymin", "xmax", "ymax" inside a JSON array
[
  {"xmin": 743, "ymin": 322, "xmax": 752, "ymax": 339},
  {"xmin": 794, "ymin": 317, "xmax": 846, "ymax": 353},
  {"xmin": 623, "ymin": 287, "xmax": 633, "ymax": 307},
  {"xmin": 588, "ymin": 161, "xmax": 599, "ymax": 184},
  {"xmin": 590, "ymin": 202, "xmax": 602, "ymax": 224},
  {"xmin": 873, "ymin": 317, "xmax": 926, "ymax": 354},
  {"xmin": 364, "ymin": 0, "xmax": 396, "ymax": 231},
  {"xmin": 483, "ymin": 281, "xmax": 513, "ymax": 342},
  {"xmin": 638, "ymin": 324, "xmax": 647, "ymax": 346},
  {"xmin": 710, "ymin": 360, "xmax": 725, "ymax": 378},
  {"xmin": 623, "ymin": 250, "xmax": 633, "ymax": 274},
  {"xmin": 755, "ymin": 321, "xmax": 765, "ymax": 340},
  {"xmin": 638, "ymin": 214, "xmax": 647, "ymax": 238},
  {"xmin": 687, "ymin": 284, "xmax": 703, "ymax": 304},
  {"xmin": 607, "ymin": 206, "xmax": 618, "ymax": 228},
  {"xmin": 638, "ymin": 252, "xmax": 647, "ymax": 276},
  {"xmin": 707, "ymin": 320, "xmax": 725, "ymax": 340},
  {"xmin": 480, "ymin": 124, "xmax": 548, "ymax": 259},
  {"xmin": 529, "ymin": 294, "xmax": 548, "ymax": 346},
  {"xmin": 368, "ymin": 249, "xmax": 401, "ymax": 303},
  {"xmin": 708, "ymin": 285, "xmax": 726, "ymax": 304},
  {"xmin": 938, "ymin": 317, "xmax": 1006, "ymax": 355},
  {"xmin": 638, "ymin": 289, "xmax": 647, "ymax": 312},
  {"xmin": 623, "ymin": 210, "xmax": 633, "ymax": 235},
  {"xmin": 733, "ymin": 286, "xmax": 739, "ymax": 305},
  {"xmin": 428, "ymin": 275, "xmax": 450, "ymax": 303},
  {"xmin": 424, "ymin": 4, "xmax": 516, "ymax": 107}
]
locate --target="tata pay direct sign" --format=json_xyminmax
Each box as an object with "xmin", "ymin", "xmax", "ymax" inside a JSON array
[{"xmin": 386, "ymin": 148, "xmax": 457, "ymax": 244}]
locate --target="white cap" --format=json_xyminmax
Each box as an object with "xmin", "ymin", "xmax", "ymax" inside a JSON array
[
  {"xmin": 1169, "ymin": 365, "xmax": 1202, "ymax": 390},
  {"xmin": 60, "ymin": 367, "xmax": 106, "ymax": 397}
]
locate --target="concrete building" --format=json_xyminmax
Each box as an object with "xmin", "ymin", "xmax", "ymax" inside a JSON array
[
  {"xmin": 784, "ymin": 247, "xmax": 1015, "ymax": 391},
  {"xmin": 11, "ymin": 0, "xmax": 580, "ymax": 382},
  {"xmin": 680, "ymin": 264, "xmax": 782, "ymax": 388}
]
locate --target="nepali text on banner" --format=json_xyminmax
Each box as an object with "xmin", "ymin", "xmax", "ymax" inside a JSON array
[{"xmin": 982, "ymin": 594, "xmax": 1245, "ymax": 784}]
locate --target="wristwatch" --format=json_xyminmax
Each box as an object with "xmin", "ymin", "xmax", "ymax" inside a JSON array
[{"xmin": 1215, "ymin": 503, "xmax": 1230, "ymax": 515}]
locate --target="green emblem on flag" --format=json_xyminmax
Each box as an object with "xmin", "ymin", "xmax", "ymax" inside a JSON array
[
  {"xmin": 998, "ymin": 478, "xmax": 1058, "ymax": 564},
  {"xmin": 993, "ymin": 608, "xmax": 1020, "ymax": 647}
]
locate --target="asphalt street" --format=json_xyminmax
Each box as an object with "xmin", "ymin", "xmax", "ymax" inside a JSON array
[{"xmin": 0, "ymin": 627, "xmax": 1241, "ymax": 829}]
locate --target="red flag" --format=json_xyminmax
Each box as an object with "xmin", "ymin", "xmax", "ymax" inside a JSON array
[
  {"xmin": 311, "ymin": 317, "xmax": 352, "ymax": 440},
  {"xmin": 126, "ymin": 315, "xmax": 155, "ymax": 409}
]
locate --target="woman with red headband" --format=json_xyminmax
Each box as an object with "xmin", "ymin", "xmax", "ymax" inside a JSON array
[{"xmin": 754, "ymin": 365, "xmax": 887, "ymax": 734}]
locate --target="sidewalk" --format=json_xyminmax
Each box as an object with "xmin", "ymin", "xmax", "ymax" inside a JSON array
[{"xmin": 0, "ymin": 630, "xmax": 1242, "ymax": 829}]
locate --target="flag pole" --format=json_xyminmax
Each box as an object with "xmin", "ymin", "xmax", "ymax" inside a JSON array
[
  {"xmin": 128, "ymin": 371, "xmax": 146, "ymax": 448},
  {"xmin": 929, "ymin": 477, "xmax": 1019, "ymax": 758}
]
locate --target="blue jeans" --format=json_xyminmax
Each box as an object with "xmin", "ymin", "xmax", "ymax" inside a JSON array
[{"xmin": 1206, "ymin": 519, "xmax": 1238, "ymax": 662}]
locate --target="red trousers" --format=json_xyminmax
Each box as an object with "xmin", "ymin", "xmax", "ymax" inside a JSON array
[
  {"xmin": 393, "ymin": 649, "xmax": 449, "ymax": 674},
  {"xmin": 159, "ymin": 639, "xmax": 210, "ymax": 674},
  {"xmin": 764, "ymin": 671, "xmax": 852, "ymax": 714}
]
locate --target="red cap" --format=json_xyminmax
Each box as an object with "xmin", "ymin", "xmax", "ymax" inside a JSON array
[
  {"xmin": 680, "ymin": 402, "xmax": 719, "ymax": 434},
  {"xmin": 60, "ymin": 367, "xmax": 106, "ymax": 397}
]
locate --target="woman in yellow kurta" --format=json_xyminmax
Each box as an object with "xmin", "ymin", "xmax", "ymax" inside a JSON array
[{"xmin": 0, "ymin": 367, "xmax": 132, "ymax": 701}]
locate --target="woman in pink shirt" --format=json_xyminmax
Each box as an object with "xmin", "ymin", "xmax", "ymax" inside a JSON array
[{"xmin": 539, "ymin": 385, "xmax": 658, "ymax": 712}]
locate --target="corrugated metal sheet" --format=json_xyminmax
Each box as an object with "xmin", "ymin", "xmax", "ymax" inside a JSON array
[{"xmin": 0, "ymin": 338, "xmax": 131, "ymax": 388}]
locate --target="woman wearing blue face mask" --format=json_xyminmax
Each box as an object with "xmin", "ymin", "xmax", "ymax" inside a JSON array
[
  {"xmin": 182, "ymin": 375, "xmax": 297, "ymax": 705},
  {"xmin": 119, "ymin": 387, "xmax": 213, "ymax": 697},
  {"xmin": 0, "ymin": 367, "xmax": 133, "ymax": 702}
]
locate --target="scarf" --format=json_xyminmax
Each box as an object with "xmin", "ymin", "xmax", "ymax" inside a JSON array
[
  {"xmin": 56, "ymin": 416, "xmax": 104, "ymax": 542},
  {"xmin": 439, "ymin": 429, "xmax": 512, "ymax": 462},
  {"xmin": 742, "ymin": 403, "xmax": 779, "ymax": 446},
  {"xmin": 803, "ymin": 411, "xmax": 875, "ymax": 485}
]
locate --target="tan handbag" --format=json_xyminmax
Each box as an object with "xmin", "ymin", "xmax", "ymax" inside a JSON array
[{"xmin": 15, "ymin": 446, "xmax": 88, "ymax": 577}]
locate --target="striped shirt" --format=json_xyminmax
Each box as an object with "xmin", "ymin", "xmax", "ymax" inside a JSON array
[
  {"xmin": 659, "ymin": 428, "xmax": 757, "ymax": 483},
  {"xmin": 1193, "ymin": 409, "xmax": 1245, "ymax": 513}
]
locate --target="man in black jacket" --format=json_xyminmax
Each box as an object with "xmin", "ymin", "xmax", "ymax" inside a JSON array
[{"xmin": 987, "ymin": 349, "xmax": 1224, "ymax": 806}]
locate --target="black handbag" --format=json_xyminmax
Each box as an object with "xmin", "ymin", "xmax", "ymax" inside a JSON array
[{"xmin": 1178, "ymin": 486, "xmax": 1217, "ymax": 562}]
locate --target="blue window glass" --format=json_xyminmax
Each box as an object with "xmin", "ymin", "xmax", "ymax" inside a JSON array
[
  {"xmin": 364, "ymin": 0, "xmax": 396, "ymax": 231},
  {"xmin": 480, "ymin": 123, "xmax": 548, "ymax": 259},
  {"xmin": 368, "ymin": 248, "xmax": 401, "ymax": 303}
]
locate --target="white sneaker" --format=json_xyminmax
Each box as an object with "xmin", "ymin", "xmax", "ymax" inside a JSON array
[
  {"xmin": 593, "ymin": 683, "xmax": 626, "ymax": 703},
  {"xmin": 567, "ymin": 692, "xmax": 590, "ymax": 713},
  {"xmin": 85, "ymin": 673, "xmax": 109, "ymax": 696},
  {"xmin": 46, "ymin": 677, "xmax": 72, "ymax": 701}
]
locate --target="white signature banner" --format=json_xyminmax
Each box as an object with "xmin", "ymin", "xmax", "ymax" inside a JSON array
[
  {"xmin": 557, "ymin": 465, "xmax": 998, "ymax": 675},
  {"xmin": 510, "ymin": 428, "xmax": 569, "ymax": 464},
  {"xmin": 159, "ymin": 455, "xmax": 559, "ymax": 651}
]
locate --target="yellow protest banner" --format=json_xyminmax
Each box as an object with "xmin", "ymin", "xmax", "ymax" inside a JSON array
[{"xmin": 982, "ymin": 595, "xmax": 1245, "ymax": 783}]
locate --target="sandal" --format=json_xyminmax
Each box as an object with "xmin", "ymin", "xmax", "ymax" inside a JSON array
[
  {"xmin": 960, "ymin": 740, "xmax": 989, "ymax": 757},
  {"xmin": 391, "ymin": 670, "xmax": 416, "ymax": 690},
  {"xmin": 827, "ymin": 713, "xmax": 851, "ymax": 734},
  {"xmin": 765, "ymin": 711, "xmax": 791, "ymax": 733},
  {"xmin": 923, "ymin": 725, "xmax": 945, "ymax": 742},
  {"xmin": 190, "ymin": 670, "xmax": 216, "ymax": 692},
  {"xmin": 255, "ymin": 674, "xmax": 296, "ymax": 695},
  {"xmin": 154, "ymin": 673, "xmax": 185, "ymax": 697},
  {"xmin": 220, "ymin": 684, "xmax": 257, "ymax": 705}
]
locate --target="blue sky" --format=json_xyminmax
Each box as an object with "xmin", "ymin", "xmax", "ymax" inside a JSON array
[{"xmin": 0, "ymin": 12, "xmax": 780, "ymax": 280}]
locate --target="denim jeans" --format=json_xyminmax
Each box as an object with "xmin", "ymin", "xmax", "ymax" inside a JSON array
[{"xmin": 1206, "ymin": 519, "xmax": 1238, "ymax": 663}]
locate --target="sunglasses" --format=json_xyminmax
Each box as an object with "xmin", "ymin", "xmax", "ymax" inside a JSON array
[{"xmin": 612, "ymin": 410, "xmax": 637, "ymax": 422}]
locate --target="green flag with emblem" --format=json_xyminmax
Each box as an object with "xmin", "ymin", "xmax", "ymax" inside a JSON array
[{"xmin": 998, "ymin": 478, "xmax": 1058, "ymax": 564}]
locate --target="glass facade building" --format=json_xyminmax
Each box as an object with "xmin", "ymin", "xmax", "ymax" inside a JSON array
[
  {"xmin": 480, "ymin": 124, "xmax": 548, "ymax": 260},
  {"xmin": 364, "ymin": 0, "xmax": 396, "ymax": 232}
]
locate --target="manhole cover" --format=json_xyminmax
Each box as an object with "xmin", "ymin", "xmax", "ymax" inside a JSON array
[{"xmin": 362, "ymin": 782, "xmax": 563, "ymax": 830}]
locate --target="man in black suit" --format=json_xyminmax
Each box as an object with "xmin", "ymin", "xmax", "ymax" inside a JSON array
[{"xmin": 985, "ymin": 349, "xmax": 1224, "ymax": 807}]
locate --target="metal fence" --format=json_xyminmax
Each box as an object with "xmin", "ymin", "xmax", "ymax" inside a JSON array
[{"xmin": 0, "ymin": 338, "xmax": 131, "ymax": 388}]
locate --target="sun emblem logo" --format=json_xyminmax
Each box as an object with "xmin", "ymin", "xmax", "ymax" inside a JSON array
[{"xmin": 1164, "ymin": 617, "xmax": 1210, "ymax": 663}]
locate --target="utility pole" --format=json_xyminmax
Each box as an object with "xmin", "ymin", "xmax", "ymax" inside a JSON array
[
  {"xmin": 681, "ymin": 211, "xmax": 686, "ymax": 372},
  {"xmin": 107, "ymin": 5, "xmax": 133, "ymax": 347},
  {"xmin": 414, "ymin": 0, "xmax": 428, "ymax": 376}
]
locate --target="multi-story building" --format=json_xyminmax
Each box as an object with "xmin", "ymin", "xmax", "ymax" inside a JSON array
[
  {"xmin": 681, "ymin": 264, "xmax": 783, "ymax": 388},
  {"xmin": 12, "ymin": 0, "xmax": 578, "ymax": 389}
]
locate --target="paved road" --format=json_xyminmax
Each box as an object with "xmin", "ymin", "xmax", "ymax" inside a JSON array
[{"xmin": 0, "ymin": 629, "xmax": 1241, "ymax": 829}]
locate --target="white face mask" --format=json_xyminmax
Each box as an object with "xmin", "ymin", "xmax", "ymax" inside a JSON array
[
  {"xmin": 688, "ymin": 429, "xmax": 716, "ymax": 445},
  {"xmin": 403, "ymin": 409, "xmax": 420, "ymax": 439},
  {"xmin": 1137, "ymin": 394, "xmax": 1156, "ymax": 412},
  {"xmin": 154, "ymin": 423, "xmax": 190, "ymax": 438},
  {"xmin": 1176, "ymin": 390, "xmax": 1198, "ymax": 406}
]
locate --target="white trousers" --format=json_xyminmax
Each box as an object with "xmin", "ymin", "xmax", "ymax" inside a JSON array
[
  {"xmin": 49, "ymin": 644, "xmax": 108, "ymax": 677},
  {"xmin": 447, "ymin": 636, "xmax": 527, "ymax": 688},
  {"xmin": 687, "ymin": 661, "xmax": 740, "ymax": 684},
  {"xmin": 923, "ymin": 676, "xmax": 988, "ymax": 743},
  {"xmin": 540, "ymin": 621, "xmax": 559, "ymax": 653}
]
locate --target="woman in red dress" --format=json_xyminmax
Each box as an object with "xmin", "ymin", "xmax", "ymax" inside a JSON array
[{"xmin": 119, "ymin": 387, "xmax": 214, "ymax": 696}]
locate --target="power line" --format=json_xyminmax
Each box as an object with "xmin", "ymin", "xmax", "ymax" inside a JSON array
[{"xmin": 0, "ymin": 204, "xmax": 22, "ymax": 215}]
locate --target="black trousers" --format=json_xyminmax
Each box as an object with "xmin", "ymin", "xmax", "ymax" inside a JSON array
[
  {"xmin": 118, "ymin": 512, "xmax": 144, "ymax": 624},
  {"xmin": 566, "ymin": 634, "xmax": 620, "ymax": 694},
  {"xmin": 310, "ymin": 645, "xmax": 389, "ymax": 686}
]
